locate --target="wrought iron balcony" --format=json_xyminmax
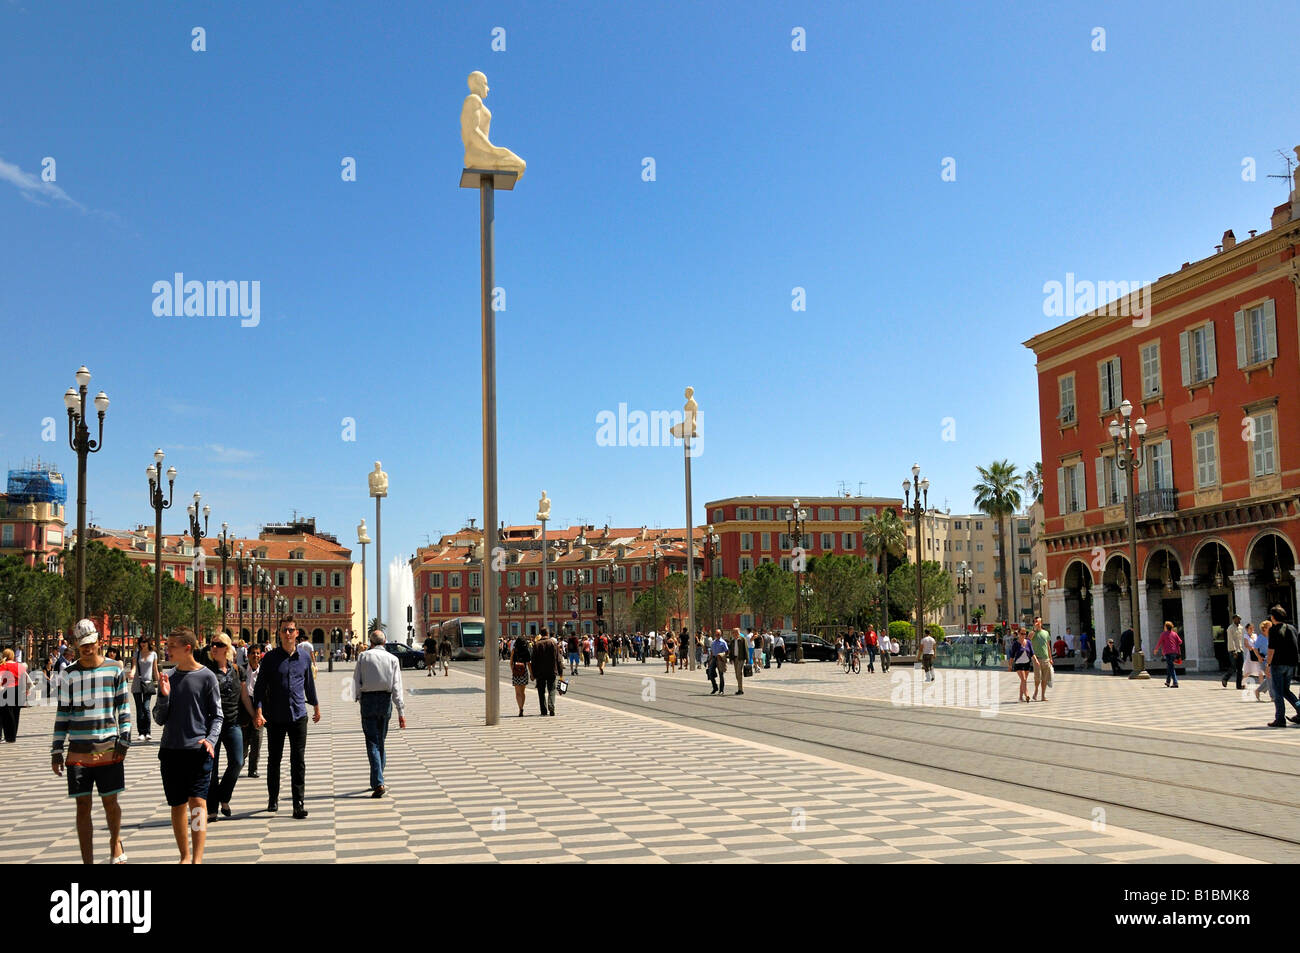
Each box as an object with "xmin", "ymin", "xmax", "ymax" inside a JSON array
[{"xmin": 1136, "ymin": 488, "xmax": 1178, "ymax": 518}]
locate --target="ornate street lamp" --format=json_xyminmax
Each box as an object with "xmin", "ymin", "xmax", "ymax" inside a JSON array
[
  {"xmin": 234, "ymin": 544, "xmax": 248, "ymax": 642},
  {"xmin": 1109, "ymin": 399, "xmax": 1150, "ymax": 679},
  {"xmin": 704, "ymin": 525, "xmax": 721, "ymax": 634},
  {"xmin": 1032, "ymin": 570, "xmax": 1047, "ymax": 621},
  {"xmin": 146, "ymin": 450, "xmax": 176, "ymax": 641},
  {"xmin": 215, "ymin": 522, "xmax": 233, "ymax": 633},
  {"xmin": 903, "ymin": 465, "xmax": 930, "ymax": 652},
  {"xmin": 65, "ymin": 366, "xmax": 109, "ymax": 620},
  {"xmin": 607, "ymin": 556, "xmax": 617, "ymax": 638},
  {"xmin": 787, "ymin": 500, "xmax": 808, "ymax": 661},
  {"xmin": 957, "ymin": 560, "xmax": 973, "ymax": 635},
  {"xmin": 186, "ymin": 492, "xmax": 210, "ymax": 638},
  {"xmin": 649, "ymin": 541, "xmax": 661, "ymax": 637}
]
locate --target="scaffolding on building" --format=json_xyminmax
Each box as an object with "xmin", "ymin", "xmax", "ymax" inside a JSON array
[{"xmin": 6, "ymin": 460, "xmax": 67, "ymax": 505}]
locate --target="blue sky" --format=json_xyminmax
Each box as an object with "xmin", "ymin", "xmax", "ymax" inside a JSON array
[{"xmin": 2, "ymin": 0, "xmax": 1298, "ymax": 570}]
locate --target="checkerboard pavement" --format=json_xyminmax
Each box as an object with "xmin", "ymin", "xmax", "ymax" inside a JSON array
[
  {"xmin": 0, "ymin": 666, "xmax": 1256, "ymax": 864},
  {"xmin": 593, "ymin": 652, "xmax": 1300, "ymax": 744}
]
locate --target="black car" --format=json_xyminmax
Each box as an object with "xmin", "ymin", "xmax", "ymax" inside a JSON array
[
  {"xmin": 383, "ymin": 642, "xmax": 426, "ymax": 669},
  {"xmin": 780, "ymin": 633, "xmax": 838, "ymax": 662}
]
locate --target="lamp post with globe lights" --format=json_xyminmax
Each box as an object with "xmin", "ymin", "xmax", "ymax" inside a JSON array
[
  {"xmin": 215, "ymin": 523, "xmax": 233, "ymax": 633},
  {"xmin": 1109, "ymin": 399, "xmax": 1151, "ymax": 679},
  {"xmin": 786, "ymin": 501, "xmax": 808, "ymax": 661},
  {"xmin": 903, "ymin": 465, "xmax": 930, "ymax": 651},
  {"xmin": 186, "ymin": 493, "xmax": 210, "ymax": 639},
  {"xmin": 65, "ymin": 366, "xmax": 109, "ymax": 620},
  {"xmin": 146, "ymin": 450, "xmax": 176, "ymax": 641}
]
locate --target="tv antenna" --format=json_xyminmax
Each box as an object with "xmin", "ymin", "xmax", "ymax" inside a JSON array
[
  {"xmin": 1267, "ymin": 149, "xmax": 1296, "ymax": 197},
  {"xmin": 858, "ymin": 481, "xmax": 868, "ymax": 497}
]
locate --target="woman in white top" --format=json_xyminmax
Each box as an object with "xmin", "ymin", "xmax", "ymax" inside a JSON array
[
  {"xmin": 1242, "ymin": 623, "xmax": 1269, "ymax": 699},
  {"xmin": 126, "ymin": 637, "xmax": 159, "ymax": 743}
]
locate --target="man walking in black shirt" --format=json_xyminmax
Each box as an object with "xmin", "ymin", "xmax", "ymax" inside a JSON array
[
  {"xmin": 1264, "ymin": 605, "xmax": 1300, "ymax": 728},
  {"xmin": 530, "ymin": 628, "xmax": 561, "ymax": 716},
  {"xmin": 253, "ymin": 617, "xmax": 319, "ymax": 818}
]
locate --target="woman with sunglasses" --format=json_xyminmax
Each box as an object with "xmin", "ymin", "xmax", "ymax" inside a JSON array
[{"xmin": 205, "ymin": 634, "xmax": 254, "ymax": 822}]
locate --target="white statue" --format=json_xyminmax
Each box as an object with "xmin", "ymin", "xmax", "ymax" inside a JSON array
[
  {"xmin": 460, "ymin": 71, "xmax": 526, "ymax": 179},
  {"xmin": 1294, "ymin": 146, "xmax": 1300, "ymax": 192},
  {"xmin": 671, "ymin": 386, "xmax": 699, "ymax": 440},
  {"xmin": 368, "ymin": 462, "xmax": 388, "ymax": 498},
  {"xmin": 537, "ymin": 490, "xmax": 551, "ymax": 522},
  {"xmin": 357, "ymin": 519, "xmax": 370, "ymax": 544}
]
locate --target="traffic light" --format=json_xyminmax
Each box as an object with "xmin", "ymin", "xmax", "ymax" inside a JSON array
[{"xmin": 596, "ymin": 596, "xmax": 604, "ymax": 618}]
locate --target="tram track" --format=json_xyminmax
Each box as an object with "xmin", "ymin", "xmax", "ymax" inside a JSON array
[{"xmin": 482, "ymin": 665, "xmax": 1300, "ymax": 860}]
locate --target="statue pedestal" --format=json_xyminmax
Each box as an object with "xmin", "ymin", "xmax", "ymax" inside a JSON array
[{"xmin": 460, "ymin": 169, "xmax": 519, "ymax": 190}]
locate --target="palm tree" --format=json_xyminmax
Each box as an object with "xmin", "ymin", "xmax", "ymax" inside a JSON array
[
  {"xmin": 974, "ymin": 460, "xmax": 1022, "ymax": 627},
  {"xmin": 368, "ymin": 616, "xmax": 381, "ymax": 635},
  {"xmin": 862, "ymin": 508, "xmax": 907, "ymax": 642},
  {"xmin": 1024, "ymin": 462, "xmax": 1044, "ymax": 505}
]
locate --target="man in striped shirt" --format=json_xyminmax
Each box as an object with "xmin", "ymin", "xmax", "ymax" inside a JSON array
[{"xmin": 51, "ymin": 619, "xmax": 132, "ymax": 864}]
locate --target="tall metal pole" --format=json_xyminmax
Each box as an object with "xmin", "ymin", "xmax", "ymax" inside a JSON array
[
  {"xmin": 75, "ymin": 429, "xmax": 87, "ymax": 622},
  {"xmin": 236, "ymin": 550, "xmax": 243, "ymax": 642},
  {"xmin": 1111, "ymin": 404, "xmax": 1150, "ymax": 680},
  {"xmin": 65, "ymin": 369, "xmax": 107, "ymax": 623},
  {"xmin": 361, "ymin": 543, "xmax": 367, "ymax": 635},
  {"xmin": 479, "ymin": 175, "xmax": 501, "ymax": 726},
  {"xmin": 539, "ymin": 512, "xmax": 548, "ymax": 636},
  {"xmin": 684, "ymin": 429, "xmax": 697, "ymax": 670},
  {"xmin": 375, "ymin": 495, "xmax": 383, "ymax": 634}
]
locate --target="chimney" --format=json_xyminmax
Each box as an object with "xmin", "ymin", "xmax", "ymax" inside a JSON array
[
  {"xmin": 1222, "ymin": 229, "xmax": 1236, "ymax": 250},
  {"xmin": 1274, "ymin": 203, "xmax": 1292, "ymax": 229}
]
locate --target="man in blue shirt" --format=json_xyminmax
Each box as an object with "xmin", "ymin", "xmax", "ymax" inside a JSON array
[
  {"xmin": 253, "ymin": 617, "xmax": 319, "ymax": 819},
  {"xmin": 707, "ymin": 629, "xmax": 729, "ymax": 696}
]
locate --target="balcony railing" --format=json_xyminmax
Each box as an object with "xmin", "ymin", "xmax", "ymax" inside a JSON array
[{"xmin": 1136, "ymin": 487, "xmax": 1178, "ymax": 518}]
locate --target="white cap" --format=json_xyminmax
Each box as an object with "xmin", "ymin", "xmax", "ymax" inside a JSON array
[{"xmin": 74, "ymin": 619, "xmax": 99, "ymax": 646}]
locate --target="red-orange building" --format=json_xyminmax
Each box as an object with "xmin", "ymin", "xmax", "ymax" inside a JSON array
[
  {"xmin": 702, "ymin": 495, "xmax": 906, "ymax": 631},
  {"xmin": 411, "ymin": 523, "xmax": 695, "ymax": 640},
  {"xmin": 87, "ymin": 517, "xmax": 356, "ymax": 647},
  {"xmin": 1025, "ymin": 187, "xmax": 1300, "ymax": 670}
]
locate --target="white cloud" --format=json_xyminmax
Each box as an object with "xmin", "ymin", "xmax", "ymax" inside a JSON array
[{"xmin": 0, "ymin": 156, "xmax": 85, "ymax": 211}]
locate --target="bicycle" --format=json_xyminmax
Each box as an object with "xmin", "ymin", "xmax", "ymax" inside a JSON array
[{"xmin": 843, "ymin": 650, "xmax": 861, "ymax": 675}]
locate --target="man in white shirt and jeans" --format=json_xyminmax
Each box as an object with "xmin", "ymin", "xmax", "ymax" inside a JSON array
[
  {"xmin": 919, "ymin": 631, "xmax": 937, "ymax": 682},
  {"xmin": 353, "ymin": 629, "xmax": 406, "ymax": 798}
]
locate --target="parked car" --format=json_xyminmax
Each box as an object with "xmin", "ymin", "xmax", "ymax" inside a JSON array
[
  {"xmin": 779, "ymin": 632, "xmax": 838, "ymax": 662},
  {"xmin": 383, "ymin": 642, "xmax": 426, "ymax": 669}
]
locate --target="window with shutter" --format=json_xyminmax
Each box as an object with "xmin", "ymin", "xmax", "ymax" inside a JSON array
[
  {"xmin": 1058, "ymin": 374, "xmax": 1075, "ymax": 424},
  {"xmin": 1057, "ymin": 466, "xmax": 1066, "ymax": 516},
  {"xmin": 1179, "ymin": 330, "xmax": 1191, "ymax": 386},
  {"xmin": 1095, "ymin": 457, "xmax": 1106, "ymax": 508},
  {"xmin": 1141, "ymin": 342, "xmax": 1161, "ymax": 396}
]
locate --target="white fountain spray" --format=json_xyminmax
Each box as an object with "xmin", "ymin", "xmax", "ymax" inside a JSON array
[{"xmin": 387, "ymin": 555, "xmax": 416, "ymax": 645}]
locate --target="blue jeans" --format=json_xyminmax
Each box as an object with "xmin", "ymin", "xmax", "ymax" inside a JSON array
[
  {"xmin": 207, "ymin": 721, "xmax": 245, "ymax": 806},
  {"xmin": 1271, "ymin": 665, "xmax": 1298, "ymax": 723},
  {"xmin": 1164, "ymin": 656, "xmax": 1178, "ymax": 686},
  {"xmin": 360, "ymin": 692, "xmax": 393, "ymax": 789}
]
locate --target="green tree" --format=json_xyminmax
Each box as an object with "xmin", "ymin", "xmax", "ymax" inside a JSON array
[
  {"xmin": 660, "ymin": 573, "xmax": 688, "ymax": 631},
  {"xmin": 807, "ymin": 553, "xmax": 871, "ymax": 635},
  {"xmin": 1024, "ymin": 461, "xmax": 1044, "ymax": 505},
  {"xmin": 697, "ymin": 575, "xmax": 744, "ymax": 633},
  {"xmin": 739, "ymin": 561, "xmax": 793, "ymax": 632},
  {"xmin": 974, "ymin": 460, "xmax": 1022, "ymax": 624},
  {"xmin": 862, "ymin": 508, "xmax": 907, "ymax": 638},
  {"xmin": 888, "ymin": 560, "xmax": 955, "ymax": 625},
  {"xmin": 630, "ymin": 590, "xmax": 660, "ymax": 632}
]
